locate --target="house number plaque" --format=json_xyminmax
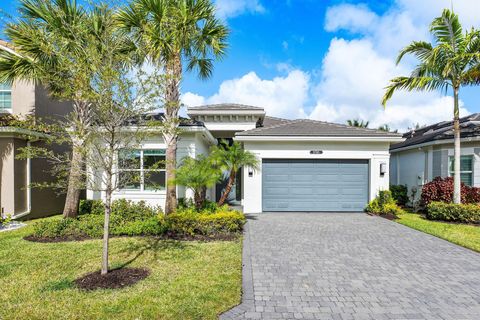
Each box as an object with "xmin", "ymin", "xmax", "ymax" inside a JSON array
[{"xmin": 310, "ymin": 150, "xmax": 323, "ymax": 154}]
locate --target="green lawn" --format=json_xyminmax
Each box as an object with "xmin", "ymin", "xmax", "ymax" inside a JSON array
[
  {"xmin": 396, "ymin": 212, "xmax": 480, "ymax": 252},
  {"xmin": 0, "ymin": 219, "xmax": 242, "ymax": 320}
]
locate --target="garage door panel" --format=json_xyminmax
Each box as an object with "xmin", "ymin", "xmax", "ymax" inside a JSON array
[{"xmin": 262, "ymin": 159, "xmax": 368, "ymax": 212}]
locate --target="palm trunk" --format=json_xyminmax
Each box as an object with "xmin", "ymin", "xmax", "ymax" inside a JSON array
[
  {"xmin": 453, "ymin": 86, "xmax": 461, "ymax": 204},
  {"xmin": 218, "ymin": 170, "xmax": 236, "ymax": 206},
  {"xmin": 194, "ymin": 189, "xmax": 203, "ymax": 210},
  {"xmin": 101, "ymin": 175, "xmax": 112, "ymax": 275},
  {"xmin": 163, "ymin": 55, "xmax": 182, "ymax": 215},
  {"xmin": 63, "ymin": 144, "xmax": 83, "ymax": 218}
]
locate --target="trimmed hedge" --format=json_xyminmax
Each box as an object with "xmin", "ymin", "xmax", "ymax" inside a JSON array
[
  {"xmin": 426, "ymin": 202, "xmax": 480, "ymax": 223},
  {"xmin": 31, "ymin": 199, "xmax": 245, "ymax": 240}
]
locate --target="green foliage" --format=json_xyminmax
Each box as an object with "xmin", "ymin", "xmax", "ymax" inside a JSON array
[
  {"xmin": 346, "ymin": 119, "xmax": 369, "ymax": 128},
  {"xmin": 32, "ymin": 199, "xmax": 244, "ymax": 239},
  {"xmin": 426, "ymin": 202, "xmax": 480, "ymax": 223},
  {"xmin": 0, "ymin": 215, "xmax": 12, "ymax": 227},
  {"xmin": 365, "ymin": 190, "xmax": 405, "ymax": 216},
  {"xmin": 166, "ymin": 209, "xmax": 246, "ymax": 236},
  {"xmin": 390, "ymin": 185, "xmax": 409, "ymax": 205}
]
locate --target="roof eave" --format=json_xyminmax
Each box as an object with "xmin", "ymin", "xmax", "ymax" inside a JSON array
[
  {"xmin": 235, "ymin": 135, "xmax": 405, "ymax": 143},
  {"xmin": 390, "ymin": 136, "xmax": 480, "ymax": 152}
]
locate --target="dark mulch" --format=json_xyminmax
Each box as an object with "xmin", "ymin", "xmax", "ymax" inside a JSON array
[
  {"xmin": 74, "ymin": 268, "xmax": 150, "ymax": 291},
  {"xmin": 24, "ymin": 232, "xmax": 241, "ymax": 243},
  {"xmin": 24, "ymin": 235, "xmax": 92, "ymax": 243},
  {"xmin": 365, "ymin": 212, "xmax": 398, "ymax": 221}
]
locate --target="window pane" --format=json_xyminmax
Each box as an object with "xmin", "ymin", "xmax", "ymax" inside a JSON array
[
  {"xmin": 119, "ymin": 150, "xmax": 140, "ymax": 169},
  {"xmin": 118, "ymin": 171, "xmax": 141, "ymax": 190},
  {"xmin": 0, "ymin": 91, "xmax": 11, "ymax": 109},
  {"xmin": 144, "ymin": 171, "xmax": 166, "ymax": 190},
  {"xmin": 449, "ymin": 156, "xmax": 473, "ymax": 172},
  {"xmin": 461, "ymin": 173, "xmax": 473, "ymax": 186},
  {"xmin": 460, "ymin": 156, "xmax": 473, "ymax": 171},
  {"xmin": 143, "ymin": 149, "xmax": 166, "ymax": 169},
  {"xmin": 0, "ymin": 83, "xmax": 11, "ymax": 90}
]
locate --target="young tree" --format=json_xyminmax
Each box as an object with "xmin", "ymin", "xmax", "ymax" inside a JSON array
[
  {"xmin": 0, "ymin": 0, "xmax": 96, "ymax": 218},
  {"xmin": 346, "ymin": 119, "xmax": 369, "ymax": 128},
  {"xmin": 382, "ymin": 9, "xmax": 480, "ymax": 204},
  {"xmin": 174, "ymin": 155, "xmax": 220, "ymax": 209},
  {"xmin": 81, "ymin": 6, "xmax": 154, "ymax": 275},
  {"xmin": 211, "ymin": 141, "xmax": 259, "ymax": 206},
  {"xmin": 117, "ymin": 0, "xmax": 229, "ymax": 214}
]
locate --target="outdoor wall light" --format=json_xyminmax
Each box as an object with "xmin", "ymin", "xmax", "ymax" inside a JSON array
[
  {"xmin": 248, "ymin": 169, "xmax": 253, "ymax": 177},
  {"xmin": 380, "ymin": 162, "xmax": 387, "ymax": 176}
]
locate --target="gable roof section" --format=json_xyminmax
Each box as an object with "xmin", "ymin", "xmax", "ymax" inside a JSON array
[
  {"xmin": 236, "ymin": 119, "xmax": 402, "ymax": 138},
  {"xmin": 390, "ymin": 113, "xmax": 480, "ymax": 151}
]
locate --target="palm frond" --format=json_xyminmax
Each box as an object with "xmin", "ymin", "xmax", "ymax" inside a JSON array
[
  {"xmin": 396, "ymin": 41, "xmax": 433, "ymax": 65},
  {"xmin": 382, "ymin": 76, "xmax": 449, "ymax": 107}
]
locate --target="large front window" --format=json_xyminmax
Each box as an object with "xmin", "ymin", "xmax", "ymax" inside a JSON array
[
  {"xmin": 118, "ymin": 149, "xmax": 166, "ymax": 191},
  {"xmin": 449, "ymin": 155, "xmax": 473, "ymax": 186},
  {"xmin": 0, "ymin": 83, "xmax": 12, "ymax": 110}
]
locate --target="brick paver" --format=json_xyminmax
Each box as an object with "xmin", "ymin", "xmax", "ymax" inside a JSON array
[{"xmin": 220, "ymin": 213, "xmax": 480, "ymax": 320}]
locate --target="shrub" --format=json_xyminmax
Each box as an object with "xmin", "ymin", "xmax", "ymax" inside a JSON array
[
  {"xmin": 31, "ymin": 198, "xmax": 244, "ymax": 239},
  {"xmin": 365, "ymin": 190, "xmax": 404, "ymax": 216},
  {"xmin": 390, "ymin": 185, "xmax": 408, "ymax": 205},
  {"xmin": 166, "ymin": 210, "xmax": 246, "ymax": 236},
  {"xmin": 421, "ymin": 177, "xmax": 480, "ymax": 205},
  {"xmin": 426, "ymin": 202, "xmax": 480, "ymax": 223},
  {"xmin": 79, "ymin": 200, "xmax": 104, "ymax": 215},
  {"xmin": 0, "ymin": 214, "xmax": 11, "ymax": 227}
]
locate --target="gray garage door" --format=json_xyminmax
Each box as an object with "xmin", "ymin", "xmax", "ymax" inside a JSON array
[{"xmin": 262, "ymin": 159, "xmax": 369, "ymax": 212}]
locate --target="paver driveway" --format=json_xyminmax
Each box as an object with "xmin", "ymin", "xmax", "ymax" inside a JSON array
[{"xmin": 221, "ymin": 213, "xmax": 480, "ymax": 320}]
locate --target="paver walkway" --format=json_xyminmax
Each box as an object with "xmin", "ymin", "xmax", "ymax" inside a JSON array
[{"xmin": 220, "ymin": 212, "xmax": 480, "ymax": 320}]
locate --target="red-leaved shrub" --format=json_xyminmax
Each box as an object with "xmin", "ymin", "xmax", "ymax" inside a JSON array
[{"xmin": 421, "ymin": 177, "xmax": 480, "ymax": 205}]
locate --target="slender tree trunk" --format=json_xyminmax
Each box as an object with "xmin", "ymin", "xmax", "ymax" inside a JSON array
[
  {"xmin": 218, "ymin": 170, "xmax": 236, "ymax": 206},
  {"xmin": 194, "ymin": 190, "xmax": 202, "ymax": 210},
  {"xmin": 102, "ymin": 179, "xmax": 112, "ymax": 275},
  {"xmin": 453, "ymin": 86, "xmax": 461, "ymax": 204},
  {"xmin": 163, "ymin": 55, "xmax": 182, "ymax": 215},
  {"xmin": 63, "ymin": 144, "xmax": 83, "ymax": 218}
]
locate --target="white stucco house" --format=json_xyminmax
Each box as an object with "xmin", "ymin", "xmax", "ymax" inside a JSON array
[
  {"xmin": 87, "ymin": 104, "xmax": 403, "ymax": 213},
  {"xmin": 390, "ymin": 113, "xmax": 480, "ymax": 202}
]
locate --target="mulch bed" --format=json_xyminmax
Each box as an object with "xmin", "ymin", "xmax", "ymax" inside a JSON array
[
  {"xmin": 74, "ymin": 268, "xmax": 150, "ymax": 291},
  {"xmin": 24, "ymin": 232, "xmax": 241, "ymax": 243},
  {"xmin": 365, "ymin": 212, "xmax": 398, "ymax": 221}
]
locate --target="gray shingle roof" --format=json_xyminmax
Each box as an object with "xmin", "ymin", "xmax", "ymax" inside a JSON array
[
  {"xmin": 236, "ymin": 119, "xmax": 403, "ymax": 137},
  {"xmin": 262, "ymin": 116, "xmax": 289, "ymax": 128},
  {"xmin": 187, "ymin": 103, "xmax": 264, "ymax": 111},
  {"xmin": 390, "ymin": 113, "xmax": 480, "ymax": 151}
]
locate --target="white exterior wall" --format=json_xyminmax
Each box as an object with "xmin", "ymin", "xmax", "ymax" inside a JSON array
[
  {"xmin": 87, "ymin": 130, "xmax": 215, "ymax": 211},
  {"xmin": 242, "ymin": 140, "xmax": 391, "ymax": 214}
]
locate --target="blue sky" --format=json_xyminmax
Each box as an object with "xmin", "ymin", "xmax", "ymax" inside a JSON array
[{"xmin": 1, "ymin": 0, "xmax": 480, "ymax": 130}]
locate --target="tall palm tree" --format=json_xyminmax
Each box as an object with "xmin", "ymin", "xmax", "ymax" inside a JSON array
[
  {"xmin": 117, "ymin": 0, "xmax": 229, "ymax": 214},
  {"xmin": 211, "ymin": 141, "xmax": 259, "ymax": 206},
  {"xmin": 0, "ymin": 0, "xmax": 92, "ymax": 218},
  {"xmin": 346, "ymin": 119, "xmax": 369, "ymax": 128},
  {"xmin": 382, "ymin": 9, "xmax": 480, "ymax": 204}
]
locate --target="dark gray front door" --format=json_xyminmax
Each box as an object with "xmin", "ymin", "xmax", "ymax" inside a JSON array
[{"xmin": 262, "ymin": 159, "xmax": 369, "ymax": 212}]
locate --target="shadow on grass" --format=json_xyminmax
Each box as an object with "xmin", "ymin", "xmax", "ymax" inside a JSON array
[
  {"xmin": 41, "ymin": 279, "xmax": 75, "ymax": 292},
  {"xmin": 115, "ymin": 238, "xmax": 191, "ymax": 269}
]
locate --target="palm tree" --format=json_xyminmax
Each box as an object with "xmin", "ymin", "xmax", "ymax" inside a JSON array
[
  {"xmin": 382, "ymin": 9, "xmax": 480, "ymax": 204},
  {"xmin": 211, "ymin": 141, "xmax": 259, "ymax": 206},
  {"xmin": 377, "ymin": 124, "xmax": 398, "ymax": 133},
  {"xmin": 117, "ymin": 0, "xmax": 229, "ymax": 214},
  {"xmin": 0, "ymin": 0, "xmax": 92, "ymax": 218},
  {"xmin": 346, "ymin": 119, "xmax": 369, "ymax": 128},
  {"xmin": 174, "ymin": 155, "xmax": 220, "ymax": 209}
]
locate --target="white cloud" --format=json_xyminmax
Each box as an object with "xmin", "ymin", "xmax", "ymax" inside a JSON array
[
  {"xmin": 215, "ymin": 0, "xmax": 265, "ymax": 19},
  {"xmin": 182, "ymin": 70, "xmax": 310, "ymax": 118},
  {"xmin": 325, "ymin": 4, "xmax": 378, "ymax": 33}
]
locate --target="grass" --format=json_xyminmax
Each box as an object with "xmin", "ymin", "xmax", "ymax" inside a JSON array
[
  {"xmin": 396, "ymin": 212, "xmax": 480, "ymax": 252},
  {"xmin": 0, "ymin": 218, "xmax": 242, "ymax": 320}
]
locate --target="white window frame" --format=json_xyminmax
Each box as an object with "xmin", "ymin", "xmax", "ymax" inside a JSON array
[
  {"xmin": 118, "ymin": 149, "xmax": 166, "ymax": 192},
  {"xmin": 448, "ymin": 155, "xmax": 473, "ymax": 186},
  {"xmin": 0, "ymin": 83, "xmax": 12, "ymax": 112}
]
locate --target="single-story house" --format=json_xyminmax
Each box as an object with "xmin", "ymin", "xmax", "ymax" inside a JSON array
[
  {"xmin": 87, "ymin": 104, "xmax": 403, "ymax": 213},
  {"xmin": 390, "ymin": 113, "xmax": 480, "ymax": 202}
]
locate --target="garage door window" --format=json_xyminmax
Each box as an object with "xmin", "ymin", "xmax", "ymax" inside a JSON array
[{"xmin": 449, "ymin": 155, "xmax": 473, "ymax": 186}]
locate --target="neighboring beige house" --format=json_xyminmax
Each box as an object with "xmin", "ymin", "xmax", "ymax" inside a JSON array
[{"xmin": 0, "ymin": 41, "xmax": 73, "ymax": 219}]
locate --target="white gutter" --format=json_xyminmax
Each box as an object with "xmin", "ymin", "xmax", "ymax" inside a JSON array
[
  {"xmin": 187, "ymin": 109, "xmax": 266, "ymax": 116},
  {"xmin": 235, "ymin": 135, "xmax": 405, "ymax": 143},
  {"xmin": 390, "ymin": 136, "xmax": 480, "ymax": 153},
  {"xmin": 116, "ymin": 125, "xmax": 217, "ymax": 145},
  {"xmin": 0, "ymin": 127, "xmax": 50, "ymax": 139}
]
